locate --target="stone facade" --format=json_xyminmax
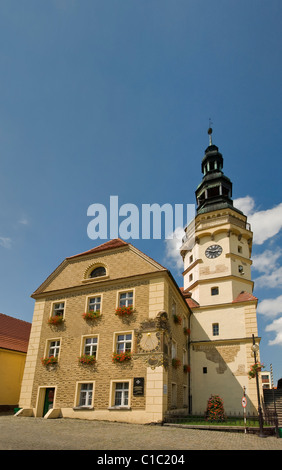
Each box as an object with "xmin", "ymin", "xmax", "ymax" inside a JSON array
[{"xmin": 19, "ymin": 240, "xmax": 191, "ymax": 423}]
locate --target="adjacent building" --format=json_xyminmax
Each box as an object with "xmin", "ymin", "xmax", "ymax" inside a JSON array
[{"xmin": 0, "ymin": 313, "xmax": 31, "ymax": 411}]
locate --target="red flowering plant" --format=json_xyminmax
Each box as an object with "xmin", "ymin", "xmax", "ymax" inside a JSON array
[
  {"xmin": 78, "ymin": 354, "xmax": 96, "ymax": 365},
  {"xmin": 47, "ymin": 315, "xmax": 64, "ymax": 325},
  {"xmin": 112, "ymin": 352, "xmax": 132, "ymax": 363},
  {"xmin": 82, "ymin": 310, "xmax": 101, "ymax": 320},
  {"xmin": 115, "ymin": 306, "xmax": 134, "ymax": 317},
  {"xmin": 183, "ymin": 327, "xmax": 191, "ymax": 336},
  {"xmin": 173, "ymin": 314, "xmax": 182, "ymax": 325},
  {"xmin": 183, "ymin": 364, "xmax": 191, "ymax": 373},
  {"xmin": 41, "ymin": 356, "xmax": 58, "ymax": 366},
  {"xmin": 172, "ymin": 358, "xmax": 181, "ymax": 369},
  {"xmin": 205, "ymin": 395, "xmax": 226, "ymax": 422},
  {"xmin": 248, "ymin": 362, "xmax": 265, "ymax": 379}
]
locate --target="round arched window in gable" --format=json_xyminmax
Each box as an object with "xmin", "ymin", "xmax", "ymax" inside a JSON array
[{"xmin": 89, "ymin": 266, "xmax": 106, "ymax": 278}]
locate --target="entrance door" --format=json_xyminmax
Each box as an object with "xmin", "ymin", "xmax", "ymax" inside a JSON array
[{"xmin": 43, "ymin": 388, "xmax": 55, "ymax": 416}]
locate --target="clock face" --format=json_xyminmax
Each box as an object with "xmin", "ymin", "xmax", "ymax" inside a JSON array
[{"xmin": 205, "ymin": 244, "xmax": 222, "ymax": 259}]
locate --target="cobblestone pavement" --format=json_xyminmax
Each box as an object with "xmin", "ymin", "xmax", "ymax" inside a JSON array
[{"xmin": 0, "ymin": 415, "xmax": 281, "ymax": 451}]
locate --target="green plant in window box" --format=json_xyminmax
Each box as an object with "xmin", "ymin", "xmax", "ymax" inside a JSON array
[
  {"xmin": 41, "ymin": 356, "xmax": 58, "ymax": 366},
  {"xmin": 48, "ymin": 315, "xmax": 64, "ymax": 325},
  {"xmin": 183, "ymin": 364, "xmax": 191, "ymax": 373},
  {"xmin": 173, "ymin": 314, "xmax": 182, "ymax": 325},
  {"xmin": 115, "ymin": 306, "xmax": 134, "ymax": 317},
  {"xmin": 112, "ymin": 352, "xmax": 132, "ymax": 363},
  {"xmin": 248, "ymin": 362, "xmax": 265, "ymax": 379},
  {"xmin": 183, "ymin": 327, "xmax": 191, "ymax": 335},
  {"xmin": 78, "ymin": 354, "xmax": 96, "ymax": 365},
  {"xmin": 82, "ymin": 311, "xmax": 101, "ymax": 320},
  {"xmin": 172, "ymin": 358, "xmax": 181, "ymax": 369}
]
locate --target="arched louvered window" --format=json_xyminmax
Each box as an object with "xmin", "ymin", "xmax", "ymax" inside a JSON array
[{"xmin": 90, "ymin": 266, "xmax": 106, "ymax": 278}]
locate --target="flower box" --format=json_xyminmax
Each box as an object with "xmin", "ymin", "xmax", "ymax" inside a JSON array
[
  {"xmin": 115, "ymin": 306, "xmax": 134, "ymax": 317},
  {"xmin": 173, "ymin": 314, "xmax": 182, "ymax": 325},
  {"xmin": 183, "ymin": 364, "xmax": 191, "ymax": 373},
  {"xmin": 172, "ymin": 358, "xmax": 181, "ymax": 369},
  {"xmin": 183, "ymin": 327, "xmax": 191, "ymax": 336},
  {"xmin": 41, "ymin": 356, "xmax": 58, "ymax": 366},
  {"xmin": 248, "ymin": 362, "xmax": 265, "ymax": 379},
  {"xmin": 48, "ymin": 315, "xmax": 64, "ymax": 325},
  {"xmin": 82, "ymin": 311, "xmax": 101, "ymax": 320},
  {"xmin": 112, "ymin": 352, "xmax": 132, "ymax": 363},
  {"xmin": 78, "ymin": 354, "xmax": 96, "ymax": 365}
]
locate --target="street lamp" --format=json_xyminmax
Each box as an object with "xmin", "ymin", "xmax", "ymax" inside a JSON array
[{"xmin": 251, "ymin": 334, "xmax": 266, "ymax": 438}]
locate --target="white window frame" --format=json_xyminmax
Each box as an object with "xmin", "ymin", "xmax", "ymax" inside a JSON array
[
  {"xmin": 171, "ymin": 339, "xmax": 177, "ymax": 359},
  {"xmin": 74, "ymin": 381, "xmax": 95, "ymax": 409},
  {"xmin": 83, "ymin": 335, "xmax": 99, "ymax": 357},
  {"xmin": 116, "ymin": 288, "xmax": 135, "ymax": 310},
  {"xmin": 114, "ymin": 332, "xmax": 133, "ymax": 353},
  {"xmin": 85, "ymin": 294, "xmax": 102, "ymax": 314},
  {"xmin": 49, "ymin": 340, "xmax": 60, "ymax": 357},
  {"xmin": 79, "ymin": 383, "xmax": 93, "ymax": 407},
  {"xmin": 50, "ymin": 300, "xmax": 66, "ymax": 319},
  {"xmin": 44, "ymin": 337, "xmax": 62, "ymax": 359},
  {"xmin": 109, "ymin": 380, "xmax": 131, "ymax": 409}
]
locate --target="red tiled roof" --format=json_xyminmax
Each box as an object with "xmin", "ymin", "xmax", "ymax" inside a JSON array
[
  {"xmin": 67, "ymin": 238, "xmax": 128, "ymax": 259},
  {"xmin": 0, "ymin": 313, "xmax": 31, "ymax": 353},
  {"xmin": 232, "ymin": 291, "xmax": 258, "ymax": 303},
  {"xmin": 180, "ymin": 287, "xmax": 200, "ymax": 308}
]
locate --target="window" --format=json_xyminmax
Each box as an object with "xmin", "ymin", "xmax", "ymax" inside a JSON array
[
  {"xmin": 79, "ymin": 383, "xmax": 93, "ymax": 407},
  {"xmin": 171, "ymin": 301, "xmax": 176, "ymax": 316},
  {"xmin": 189, "ymin": 254, "xmax": 193, "ymax": 264},
  {"xmin": 171, "ymin": 383, "xmax": 177, "ymax": 407},
  {"xmin": 211, "ymin": 287, "xmax": 219, "ymax": 296},
  {"xmin": 49, "ymin": 340, "xmax": 60, "ymax": 358},
  {"xmin": 203, "ymin": 367, "xmax": 207, "ymax": 374},
  {"xmin": 52, "ymin": 302, "xmax": 65, "ymax": 317},
  {"xmin": 88, "ymin": 296, "xmax": 101, "ymax": 312},
  {"xmin": 238, "ymin": 265, "xmax": 244, "ymax": 274},
  {"xmin": 189, "ymin": 273, "xmax": 193, "ymax": 282},
  {"xmin": 212, "ymin": 323, "xmax": 219, "ymax": 336},
  {"xmin": 119, "ymin": 291, "xmax": 133, "ymax": 308},
  {"xmin": 90, "ymin": 266, "xmax": 106, "ymax": 278},
  {"xmin": 114, "ymin": 382, "xmax": 129, "ymax": 407},
  {"xmin": 116, "ymin": 333, "xmax": 132, "ymax": 353},
  {"xmin": 84, "ymin": 337, "xmax": 98, "ymax": 357},
  {"xmin": 238, "ymin": 245, "xmax": 242, "ymax": 254},
  {"xmin": 171, "ymin": 340, "xmax": 177, "ymax": 359}
]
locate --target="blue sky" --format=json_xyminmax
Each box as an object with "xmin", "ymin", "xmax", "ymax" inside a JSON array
[{"xmin": 0, "ymin": 0, "xmax": 282, "ymax": 384}]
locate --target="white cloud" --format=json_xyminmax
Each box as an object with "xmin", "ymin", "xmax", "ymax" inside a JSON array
[
  {"xmin": 18, "ymin": 217, "xmax": 29, "ymax": 225},
  {"xmin": 255, "ymin": 266, "xmax": 282, "ymax": 289},
  {"xmin": 0, "ymin": 237, "xmax": 12, "ymax": 249},
  {"xmin": 164, "ymin": 226, "xmax": 185, "ymax": 270},
  {"xmin": 234, "ymin": 195, "xmax": 255, "ymax": 216},
  {"xmin": 257, "ymin": 295, "xmax": 282, "ymax": 318},
  {"xmin": 252, "ymin": 248, "xmax": 282, "ymax": 275},
  {"xmin": 234, "ymin": 197, "xmax": 282, "ymax": 245},
  {"xmin": 265, "ymin": 316, "xmax": 282, "ymax": 347}
]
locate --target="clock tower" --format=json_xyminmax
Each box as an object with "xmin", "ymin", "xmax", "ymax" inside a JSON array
[{"xmin": 181, "ymin": 128, "xmax": 261, "ymax": 415}]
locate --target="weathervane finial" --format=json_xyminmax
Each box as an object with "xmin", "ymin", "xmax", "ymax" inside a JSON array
[{"xmin": 208, "ymin": 118, "xmax": 213, "ymax": 145}]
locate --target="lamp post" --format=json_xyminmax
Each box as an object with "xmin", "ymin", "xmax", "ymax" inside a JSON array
[{"xmin": 251, "ymin": 334, "xmax": 266, "ymax": 437}]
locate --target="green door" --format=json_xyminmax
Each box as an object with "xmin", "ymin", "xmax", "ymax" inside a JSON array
[{"xmin": 43, "ymin": 388, "xmax": 55, "ymax": 416}]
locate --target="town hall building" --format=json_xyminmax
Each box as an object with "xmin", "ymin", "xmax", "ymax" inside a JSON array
[{"xmin": 18, "ymin": 131, "xmax": 261, "ymax": 422}]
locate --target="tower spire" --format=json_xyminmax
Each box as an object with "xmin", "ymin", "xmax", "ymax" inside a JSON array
[{"xmin": 208, "ymin": 119, "xmax": 213, "ymax": 146}]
